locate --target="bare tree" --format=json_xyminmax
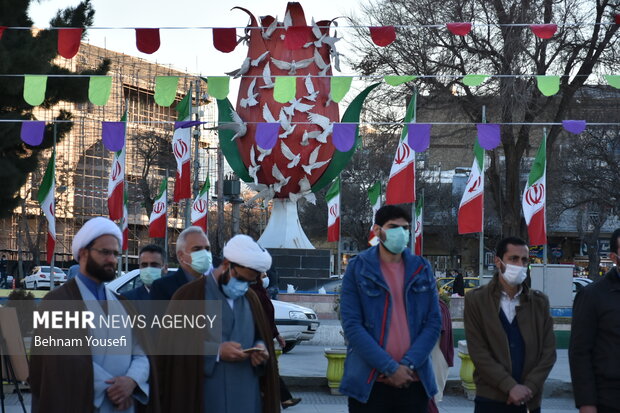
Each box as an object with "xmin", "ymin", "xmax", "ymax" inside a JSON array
[{"xmin": 349, "ymin": 0, "xmax": 619, "ymax": 237}]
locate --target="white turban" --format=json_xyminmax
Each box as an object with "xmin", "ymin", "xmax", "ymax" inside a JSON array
[
  {"xmin": 223, "ymin": 234, "xmax": 272, "ymax": 272},
  {"xmin": 72, "ymin": 217, "xmax": 123, "ymax": 261}
]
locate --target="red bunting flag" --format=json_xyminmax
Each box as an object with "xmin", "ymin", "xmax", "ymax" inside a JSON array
[
  {"xmin": 369, "ymin": 26, "xmax": 396, "ymax": 47},
  {"xmin": 284, "ymin": 26, "xmax": 313, "ymax": 50},
  {"xmin": 530, "ymin": 24, "xmax": 557, "ymax": 39},
  {"xmin": 135, "ymin": 28, "xmax": 161, "ymax": 54},
  {"xmin": 0, "ymin": 26, "xmax": 7, "ymax": 40},
  {"xmin": 213, "ymin": 28, "xmax": 237, "ymax": 53},
  {"xmin": 615, "ymin": 14, "xmax": 620, "ymax": 24},
  {"xmin": 446, "ymin": 22, "xmax": 472, "ymax": 36},
  {"xmin": 57, "ymin": 28, "xmax": 82, "ymax": 59}
]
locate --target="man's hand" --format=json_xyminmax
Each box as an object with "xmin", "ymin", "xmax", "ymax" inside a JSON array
[
  {"xmin": 507, "ymin": 384, "xmax": 532, "ymax": 405},
  {"xmin": 105, "ymin": 376, "xmax": 137, "ymax": 406},
  {"xmin": 250, "ymin": 344, "xmax": 269, "ymax": 367},
  {"xmin": 407, "ymin": 368, "xmax": 420, "ymax": 382},
  {"xmin": 115, "ymin": 397, "xmax": 133, "ymax": 411},
  {"xmin": 384, "ymin": 365, "xmax": 414, "ymax": 388},
  {"xmin": 219, "ymin": 341, "xmax": 249, "ymax": 362},
  {"xmin": 276, "ymin": 335, "xmax": 286, "ymax": 349},
  {"xmin": 579, "ymin": 406, "xmax": 597, "ymax": 413}
]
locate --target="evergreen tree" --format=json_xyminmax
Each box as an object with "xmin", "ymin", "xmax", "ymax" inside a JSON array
[{"xmin": 0, "ymin": 0, "xmax": 109, "ymax": 217}]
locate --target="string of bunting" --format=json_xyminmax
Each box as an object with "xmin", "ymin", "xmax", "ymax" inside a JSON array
[
  {"xmin": 12, "ymin": 118, "xmax": 597, "ymax": 152},
  {"xmin": 1, "ymin": 15, "xmax": 619, "ymax": 56},
  {"xmin": 9, "ymin": 73, "xmax": 620, "ymax": 107}
]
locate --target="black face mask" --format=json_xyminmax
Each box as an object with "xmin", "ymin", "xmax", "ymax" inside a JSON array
[{"xmin": 86, "ymin": 252, "xmax": 116, "ymax": 282}]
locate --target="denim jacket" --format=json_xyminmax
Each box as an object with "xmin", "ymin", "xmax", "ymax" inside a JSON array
[{"xmin": 339, "ymin": 245, "xmax": 441, "ymax": 403}]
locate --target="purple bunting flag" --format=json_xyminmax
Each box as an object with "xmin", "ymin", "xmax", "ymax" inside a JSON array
[
  {"xmin": 476, "ymin": 123, "xmax": 501, "ymax": 150},
  {"xmin": 332, "ymin": 123, "xmax": 357, "ymax": 152},
  {"xmin": 101, "ymin": 121, "xmax": 126, "ymax": 152},
  {"xmin": 562, "ymin": 120, "xmax": 587, "ymax": 134},
  {"xmin": 407, "ymin": 123, "xmax": 431, "ymax": 152},
  {"xmin": 175, "ymin": 120, "xmax": 206, "ymax": 129},
  {"xmin": 255, "ymin": 123, "xmax": 280, "ymax": 150},
  {"xmin": 21, "ymin": 121, "xmax": 45, "ymax": 146}
]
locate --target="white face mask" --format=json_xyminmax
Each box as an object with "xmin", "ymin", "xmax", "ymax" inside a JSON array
[
  {"xmin": 262, "ymin": 276, "xmax": 270, "ymax": 289},
  {"xmin": 500, "ymin": 261, "xmax": 527, "ymax": 286}
]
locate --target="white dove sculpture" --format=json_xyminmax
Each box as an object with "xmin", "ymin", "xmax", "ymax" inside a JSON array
[
  {"xmin": 271, "ymin": 57, "xmax": 315, "ymax": 75},
  {"xmin": 251, "ymin": 51, "xmax": 270, "ymax": 67},
  {"xmin": 303, "ymin": 75, "xmax": 319, "ymax": 101},
  {"xmin": 261, "ymin": 18, "xmax": 278, "ymax": 40},
  {"xmin": 240, "ymin": 78, "xmax": 259, "ymax": 108},
  {"xmin": 280, "ymin": 141, "xmax": 301, "ymax": 168},
  {"xmin": 260, "ymin": 63, "xmax": 275, "ymax": 89},
  {"xmin": 225, "ymin": 57, "xmax": 251, "ymax": 78},
  {"xmin": 283, "ymin": 98, "xmax": 314, "ymax": 117},
  {"xmin": 278, "ymin": 110, "xmax": 296, "ymax": 138},
  {"xmin": 302, "ymin": 145, "xmax": 331, "ymax": 175},
  {"xmin": 249, "ymin": 146, "xmax": 261, "ymax": 185},
  {"xmin": 272, "ymin": 164, "xmax": 291, "ymax": 192},
  {"xmin": 307, "ymin": 112, "xmax": 333, "ymax": 143}
]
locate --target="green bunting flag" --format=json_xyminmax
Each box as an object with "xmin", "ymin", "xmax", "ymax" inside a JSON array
[
  {"xmin": 536, "ymin": 76, "xmax": 560, "ymax": 96},
  {"xmin": 154, "ymin": 76, "xmax": 179, "ymax": 107},
  {"xmin": 462, "ymin": 74, "xmax": 489, "ymax": 87},
  {"xmin": 330, "ymin": 77, "xmax": 353, "ymax": 102},
  {"xmin": 274, "ymin": 77, "xmax": 296, "ymax": 103},
  {"xmin": 207, "ymin": 76, "xmax": 230, "ymax": 100},
  {"xmin": 604, "ymin": 75, "xmax": 620, "ymax": 89},
  {"xmin": 384, "ymin": 75, "xmax": 416, "ymax": 86},
  {"xmin": 88, "ymin": 76, "xmax": 112, "ymax": 106},
  {"xmin": 23, "ymin": 75, "xmax": 48, "ymax": 106}
]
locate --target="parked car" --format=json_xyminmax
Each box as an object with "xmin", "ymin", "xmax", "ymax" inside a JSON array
[
  {"xmin": 107, "ymin": 269, "xmax": 320, "ymax": 353},
  {"xmin": 572, "ymin": 277, "xmax": 593, "ymax": 299},
  {"xmin": 22, "ymin": 266, "xmax": 67, "ymax": 290},
  {"xmin": 436, "ymin": 277, "xmax": 480, "ymax": 296}
]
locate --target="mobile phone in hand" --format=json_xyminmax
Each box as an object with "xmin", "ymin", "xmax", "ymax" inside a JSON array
[{"xmin": 242, "ymin": 347, "xmax": 263, "ymax": 353}]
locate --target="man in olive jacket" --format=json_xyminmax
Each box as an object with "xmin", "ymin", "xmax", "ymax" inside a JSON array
[
  {"xmin": 570, "ymin": 228, "xmax": 620, "ymax": 413},
  {"xmin": 464, "ymin": 237, "xmax": 556, "ymax": 413}
]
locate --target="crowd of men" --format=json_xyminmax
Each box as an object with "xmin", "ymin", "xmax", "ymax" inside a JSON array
[{"xmin": 26, "ymin": 208, "xmax": 620, "ymax": 413}]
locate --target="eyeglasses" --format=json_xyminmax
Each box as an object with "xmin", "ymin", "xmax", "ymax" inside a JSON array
[
  {"xmin": 89, "ymin": 247, "xmax": 121, "ymax": 258},
  {"xmin": 231, "ymin": 264, "xmax": 259, "ymax": 284}
]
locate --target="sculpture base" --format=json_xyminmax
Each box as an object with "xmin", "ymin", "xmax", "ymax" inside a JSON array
[{"xmin": 258, "ymin": 199, "xmax": 314, "ymax": 249}]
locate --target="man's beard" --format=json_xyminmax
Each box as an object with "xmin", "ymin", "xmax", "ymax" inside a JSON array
[{"xmin": 86, "ymin": 253, "xmax": 116, "ymax": 282}]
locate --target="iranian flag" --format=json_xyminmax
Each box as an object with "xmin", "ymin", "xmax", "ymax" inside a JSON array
[
  {"xmin": 121, "ymin": 194, "xmax": 128, "ymax": 251},
  {"xmin": 107, "ymin": 145, "xmax": 125, "ymax": 221},
  {"xmin": 414, "ymin": 196, "xmax": 423, "ymax": 255},
  {"xmin": 38, "ymin": 151, "xmax": 56, "ymax": 264},
  {"xmin": 172, "ymin": 93, "xmax": 192, "ymax": 202},
  {"xmin": 386, "ymin": 97, "xmax": 416, "ymax": 205},
  {"xmin": 458, "ymin": 142, "xmax": 485, "ymax": 234},
  {"xmin": 326, "ymin": 177, "xmax": 340, "ymax": 242},
  {"xmin": 522, "ymin": 137, "xmax": 547, "ymax": 245},
  {"xmin": 368, "ymin": 181, "xmax": 381, "ymax": 246},
  {"xmin": 191, "ymin": 177, "xmax": 211, "ymax": 232},
  {"xmin": 149, "ymin": 180, "xmax": 167, "ymax": 238}
]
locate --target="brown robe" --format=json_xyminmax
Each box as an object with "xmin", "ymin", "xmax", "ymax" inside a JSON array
[
  {"xmin": 157, "ymin": 275, "xmax": 280, "ymax": 413},
  {"xmin": 28, "ymin": 278, "xmax": 160, "ymax": 413}
]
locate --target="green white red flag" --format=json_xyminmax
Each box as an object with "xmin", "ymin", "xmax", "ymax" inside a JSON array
[
  {"xmin": 107, "ymin": 146, "xmax": 125, "ymax": 221},
  {"xmin": 326, "ymin": 177, "xmax": 340, "ymax": 242},
  {"xmin": 172, "ymin": 93, "xmax": 192, "ymax": 202},
  {"xmin": 191, "ymin": 177, "xmax": 211, "ymax": 232},
  {"xmin": 458, "ymin": 142, "xmax": 485, "ymax": 234},
  {"xmin": 415, "ymin": 196, "xmax": 423, "ymax": 255},
  {"xmin": 522, "ymin": 137, "xmax": 547, "ymax": 245},
  {"xmin": 367, "ymin": 181, "xmax": 381, "ymax": 246},
  {"xmin": 386, "ymin": 97, "xmax": 416, "ymax": 205},
  {"xmin": 121, "ymin": 193, "xmax": 128, "ymax": 251},
  {"xmin": 149, "ymin": 180, "xmax": 167, "ymax": 238},
  {"xmin": 38, "ymin": 151, "xmax": 56, "ymax": 264}
]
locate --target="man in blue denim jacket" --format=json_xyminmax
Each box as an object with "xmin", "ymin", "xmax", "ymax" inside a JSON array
[{"xmin": 340, "ymin": 205, "xmax": 442, "ymax": 412}]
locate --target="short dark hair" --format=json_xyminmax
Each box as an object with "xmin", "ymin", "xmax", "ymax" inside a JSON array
[
  {"xmin": 374, "ymin": 205, "xmax": 412, "ymax": 226},
  {"xmin": 495, "ymin": 237, "xmax": 528, "ymax": 259},
  {"xmin": 139, "ymin": 244, "xmax": 165, "ymax": 259},
  {"xmin": 611, "ymin": 228, "xmax": 620, "ymax": 255}
]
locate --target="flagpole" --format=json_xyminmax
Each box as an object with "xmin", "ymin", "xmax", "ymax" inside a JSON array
[
  {"xmin": 479, "ymin": 106, "xmax": 486, "ymax": 278},
  {"xmin": 121, "ymin": 100, "xmax": 128, "ymax": 273},
  {"xmin": 337, "ymin": 174, "xmax": 342, "ymax": 276},
  {"xmin": 411, "ymin": 89, "xmax": 418, "ymax": 250},
  {"xmin": 184, "ymin": 84, "xmax": 194, "ymax": 228},
  {"xmin": 542, "ymin": 128, "xmax": 548, "ymax": 289},
  {"xmin": 164, "ymin": 169, "xmax": 169, "ymax": 264},
  {"xmin": 50, "ymin": 123, "xmax": 57, "ymax": 291}
]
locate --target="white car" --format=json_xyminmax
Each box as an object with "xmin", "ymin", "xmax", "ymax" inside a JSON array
[
  {"xmin": 572, "ymin": 277, "xmax": 593, "ymax": 299},
  {"xmin": 107, "ymin": 269, "xmax": 320, "ymax": 353},
  {"xmin": 23, "ymin": 266, "xmax": 67, "ymax": 290}
]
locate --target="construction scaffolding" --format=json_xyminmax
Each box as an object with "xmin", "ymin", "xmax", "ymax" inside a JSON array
[{"xmin": 0, "ymin": 43, "xmax": 220, "ymax": 274}]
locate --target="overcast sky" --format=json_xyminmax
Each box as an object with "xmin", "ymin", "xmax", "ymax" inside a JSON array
[{"xmin": 29, "ymin": 0, "xmax": 364, "ymax": 76}]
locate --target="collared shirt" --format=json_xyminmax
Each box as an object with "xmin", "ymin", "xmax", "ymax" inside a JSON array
[
  {"xmin": 499, "ymin": 287, "xmax": 523, "ymax": 323},
  {"xmin": 77, "ymin": 272, "xmax": 107, "ymax": 300}
]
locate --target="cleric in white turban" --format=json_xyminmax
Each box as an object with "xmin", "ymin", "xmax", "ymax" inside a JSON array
[
  {"xmin": 157, "ymin": 233, "xmax": 280, "ymax": 413},
  {"xmin": 71, "ymin": 216, "xmax": 122, "ymax": 261}
]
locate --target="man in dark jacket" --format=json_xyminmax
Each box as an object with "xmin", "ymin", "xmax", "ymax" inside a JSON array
[
  {"xmin": 149, "ymin": 226, "xmax": 212, "ymax": 300},
  {"xmin": 570, "ymin": 228, "xmax": 620, "ymax": 413},
  {"xmin": 464, "ymin": 236, "xmax": 556, "ymax": 413},
  {"xmin": 123, "ymin": 244, "xmax": 167, "ymax": 301}
]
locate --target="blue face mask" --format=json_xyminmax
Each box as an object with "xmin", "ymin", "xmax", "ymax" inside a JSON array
[
  {"xmin": 381, "ymin": 227, "xmax": 410, "ymax": 254},
  {"xmin": 221, "ymin": 271, "xmax": 249, "ymax": 300},
  {"xmin": 139, "ymin": 267, "xmax": 162, "ymax": 286},
  {"xmin": 189, "ymin": 249, "xmax": 212, "ymax": 274}
]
